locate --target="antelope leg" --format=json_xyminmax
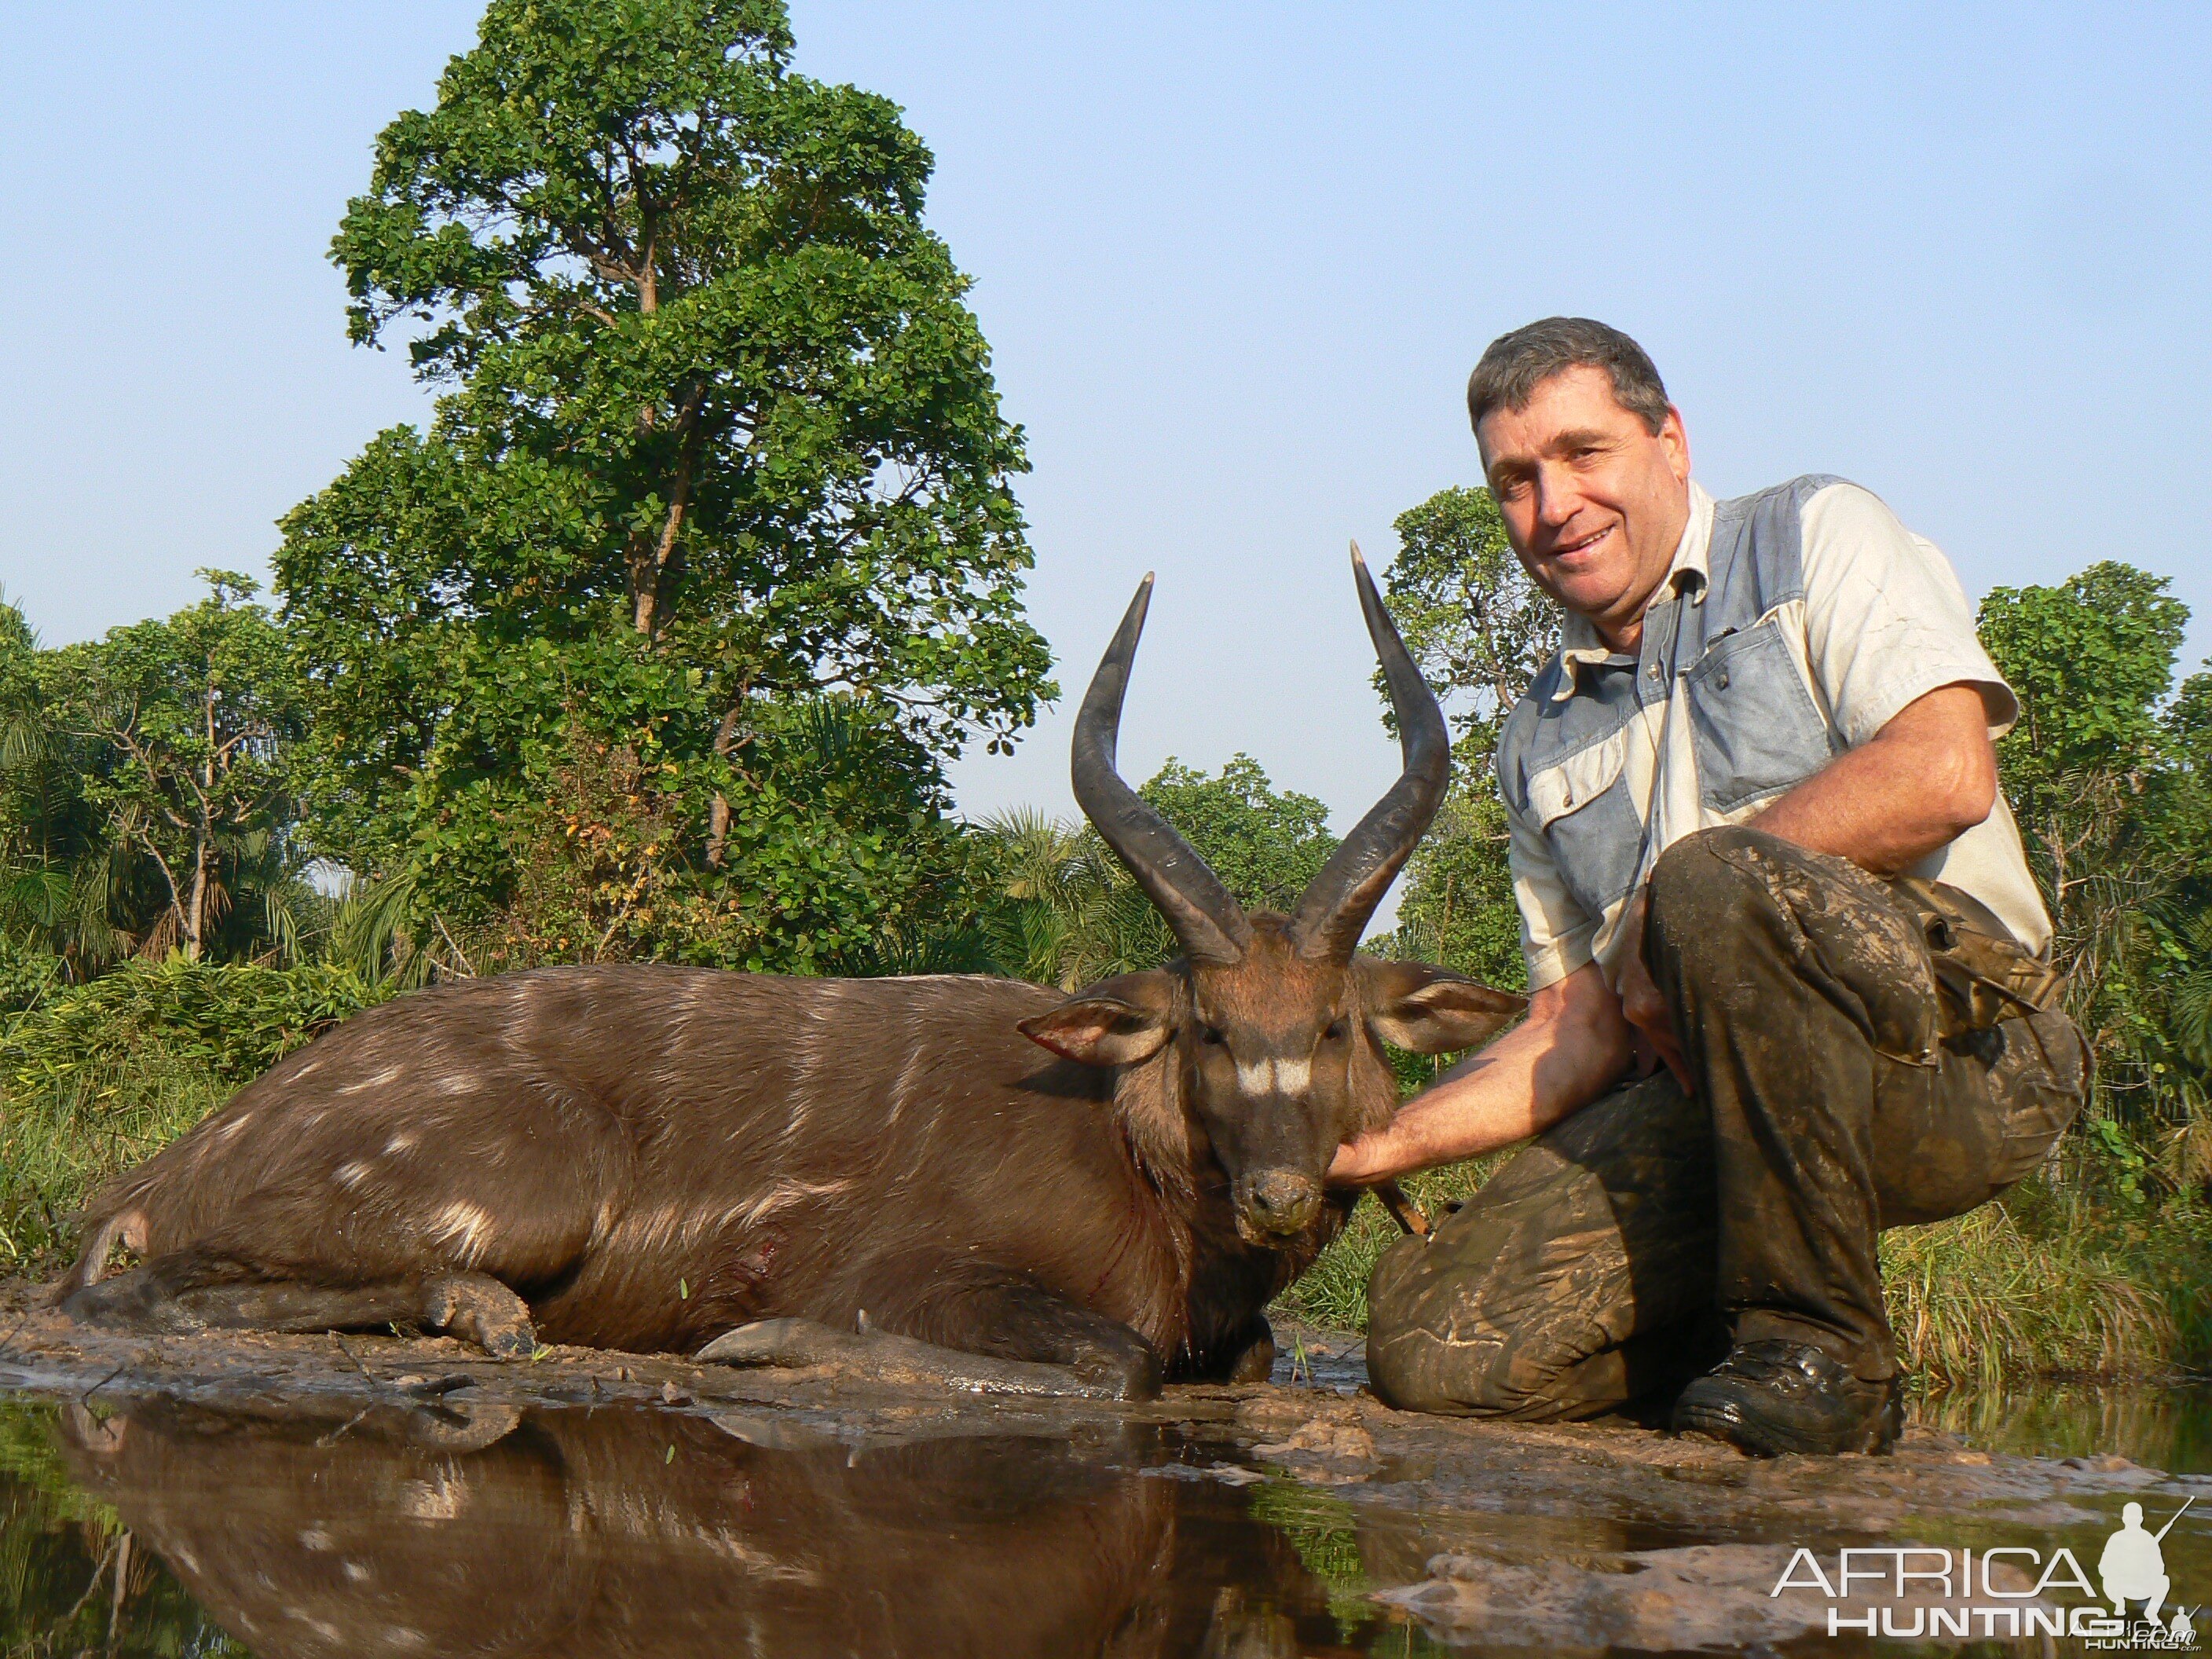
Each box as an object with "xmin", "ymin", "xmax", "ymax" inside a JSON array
[
  {"xmin": 1375, "ymin": 1180, "xmax": 1430, "ymax": 1237},
  {"xmin": 695, "ymin": 1317, "xmax": 1133, "ymax": 1400}
]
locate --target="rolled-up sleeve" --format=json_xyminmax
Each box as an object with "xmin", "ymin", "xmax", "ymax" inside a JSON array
[
  {"xmin": 1503, "ymin": 793, "xmax": 1598, "ymax": 991},
  {"xmin": 1799, "ymin": 482, "xmax": 2019, "ymax": 743}
]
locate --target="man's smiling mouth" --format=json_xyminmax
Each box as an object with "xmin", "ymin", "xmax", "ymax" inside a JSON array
[{"xmin": 1547, "ymin": 523, "xmax": 1616, "ymax": 562}]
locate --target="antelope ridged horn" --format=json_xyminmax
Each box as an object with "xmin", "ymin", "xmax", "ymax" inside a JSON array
[
  {"xmin": 1071, "ymin": 574, "xmax": 1252, "ymax": 965},
  {"xmin": 1290, "ymin": 546, "xmax": 1451, "ymax": 962}
]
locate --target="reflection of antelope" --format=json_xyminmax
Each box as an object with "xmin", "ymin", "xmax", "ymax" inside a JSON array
[
  {"xmin": 62, "ymin": 558, "xmax": 1520, "ymax": 1396},
  {"xmin": 57, "ymin": 1398, "xmax": 1321, "ymax": 1659}
]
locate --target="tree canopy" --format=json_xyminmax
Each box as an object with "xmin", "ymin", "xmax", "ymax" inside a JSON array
[
  {"xmin": 0, "ymin": 578, "xmax": 308, "ymax": 972},
  {"xmin": 1138, "ymin": 754, "xmax": 1337, "ymax": 915},
  {"xmin": 278, "ymin": 0, "xmax": 1053, "ymax": 969}
]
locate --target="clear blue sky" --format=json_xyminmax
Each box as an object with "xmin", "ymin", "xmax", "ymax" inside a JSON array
[{"xmin": 3, "ymin": 2, "xmax": 2207, "ymax": 855}]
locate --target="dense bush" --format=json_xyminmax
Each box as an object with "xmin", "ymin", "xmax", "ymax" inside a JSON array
[{"xmin": 1, "ymin": 958, "xmax": 388, "ymax": 1091}]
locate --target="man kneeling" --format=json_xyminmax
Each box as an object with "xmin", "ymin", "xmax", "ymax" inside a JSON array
[{"xmin": 1337, "ymin": 318, "xmax": 2084, "ymax": 1457}]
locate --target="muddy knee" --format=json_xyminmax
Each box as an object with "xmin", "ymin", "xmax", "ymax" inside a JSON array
[
  {"xmin": 421, "ymin": 1274, "xmax": 536, "ymax": 1360},
  {"xmin": 1368, "ymin": 1084, "xmax": 1712, "ymax": 1418},
  {"xmin": 1646, "ymin": 826, "xmax": 1774, "ymax": 951}
]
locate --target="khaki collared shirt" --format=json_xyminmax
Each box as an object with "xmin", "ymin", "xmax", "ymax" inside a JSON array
[{"xmin": 1501, "ymin": 478, "xmax": 2052, "ymax": 991}]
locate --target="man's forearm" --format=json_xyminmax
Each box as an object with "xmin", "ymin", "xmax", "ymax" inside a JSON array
[
  {"xmin": 1749, "ymin": 683, "xmax": 1997, "ymax": 873},
  {"xmin": 1331, "ymin": 962, "xmax": 1634, "ymax": 1184}
]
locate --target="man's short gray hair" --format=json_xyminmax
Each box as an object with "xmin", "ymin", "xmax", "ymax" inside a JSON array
[{"xmin": 1467, "ymin": 317, "xmax": 1670, "ymax": 436}]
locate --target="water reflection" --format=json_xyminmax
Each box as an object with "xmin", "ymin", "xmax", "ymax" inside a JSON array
[
  {"xmin": 1917, "ymin": 1380, "xmax": 2212, "ymax": 1472},
  {"xmin": 8, "ymin": 1381, "xmax": 2212, "ymax": 1657},
  {"xmin": 8, "ymin": 1395, "xmax": 1415, "ymax": 1658}
]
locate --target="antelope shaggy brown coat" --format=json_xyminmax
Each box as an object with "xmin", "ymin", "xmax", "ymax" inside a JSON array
[{"xmin": 60, "ymin": 559, "xmax": 1521, "ymax": 1399}]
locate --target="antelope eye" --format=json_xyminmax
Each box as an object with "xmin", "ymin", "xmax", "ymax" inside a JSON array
[
  {"xmin": 1199, "ymin": 1026, "xmax": 1225, "ymax": 1046},
  {"xmin": 1324, "ymin": 1019, "xmax": 1349, "ymax": 1042}
]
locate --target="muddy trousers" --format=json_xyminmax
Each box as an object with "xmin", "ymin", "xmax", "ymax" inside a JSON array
[{"xmin": 1366, "ymin": 826, "xmax": 2086, "ymax": 1419}]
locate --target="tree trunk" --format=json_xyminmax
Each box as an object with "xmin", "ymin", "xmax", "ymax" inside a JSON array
[
  {"xmin": 705, "ymin": 703, "xmax": 745, "ymax": 869},
  {"xmin": 184, "ymin": 834, "xmax": 208, "ymax": 961},
  {"xmin": 628, "ymin": 390, "xmax": 705, "ymax": 639}
]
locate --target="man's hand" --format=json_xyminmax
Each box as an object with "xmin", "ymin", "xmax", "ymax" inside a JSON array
[{"xmin": 1608, "ymin": 889, "xmax": 1689, "ymax": 1090}]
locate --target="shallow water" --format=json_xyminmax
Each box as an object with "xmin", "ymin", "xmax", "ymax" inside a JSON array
[{"xmin": 3, "ymin": 1370, "xmax": 2210, "ymax": 1657}]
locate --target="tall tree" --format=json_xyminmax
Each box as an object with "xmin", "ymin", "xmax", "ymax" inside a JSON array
[
  {"xmin": 1978, "ymin": 562, "xmax": 2189, "ymax": 943},
  {"xmin": 1377, "ymin": 486, "xmax": 1558, "ymax": 764},
  {"xmin": 280, "ymin": 0, "xmax": 1053, "ymax": 965},
  {"xmin": 1979, "ymin": 563, "xmax": 2205, "ymax": 1136},
  {"xmin": 0, "ymin": 601, "xmax": 115, "ymax": 969}
]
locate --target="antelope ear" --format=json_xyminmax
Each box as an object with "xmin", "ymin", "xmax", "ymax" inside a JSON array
[
  {"xmin": 1359, "ymin": 960, "xmax": 1526, "ymax": 1054},
  {"xmin": 1018, "ymin": 972, "xmax": 1179, "ymax": 1066}
]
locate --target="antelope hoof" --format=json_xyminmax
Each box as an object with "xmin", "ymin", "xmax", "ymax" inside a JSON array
[{"xmin": 422, "ymin": 1275, "xmax": 537, "ymax": 1360}]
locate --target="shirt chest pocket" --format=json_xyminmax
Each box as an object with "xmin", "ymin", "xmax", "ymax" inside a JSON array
[
  {"xmin": 1683, "ymin": 617, "xmax": 1836, "ymax": 813},
  {"xmin": 1528, "ymin": 731, "xmax": 1643, "ymax": 919}
]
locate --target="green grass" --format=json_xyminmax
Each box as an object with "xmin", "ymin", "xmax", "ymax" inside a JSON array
[
  {"xmin": 0, "ymin": 1048, "xmax": 229, "ymax": 1276},
  {"xmin": 1881, "ymin": 1188, "xmax": 2190, "ymax": 1389}
]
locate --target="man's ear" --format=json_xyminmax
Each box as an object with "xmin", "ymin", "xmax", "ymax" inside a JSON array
[
  {"xmin": 1358, "ymin": 960, "xmax": 1526, "ymax": 1054},
  {"xmin": 1017, "ymin": 970, "xmax": 1180, "ymax": 1067}
]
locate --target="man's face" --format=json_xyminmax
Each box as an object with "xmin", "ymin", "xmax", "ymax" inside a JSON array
[{"xmin": 1476, "ymin": 364, "xmax": 1692, "ymax": 643}]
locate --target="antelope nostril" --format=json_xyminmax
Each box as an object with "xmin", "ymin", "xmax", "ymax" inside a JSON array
[{"xmin": 1243, "ymin": 1170, "xmax": 1320, "ymax": 1232}]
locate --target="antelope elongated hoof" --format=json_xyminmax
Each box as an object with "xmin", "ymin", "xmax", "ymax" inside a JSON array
[
  {"xmin": 695, "ymin": 1317, "xmax": 862, "ymax": 1370},
  {"xmin": 60, "ymin": 1268, "xmax": 205, "ymax": 1335}
]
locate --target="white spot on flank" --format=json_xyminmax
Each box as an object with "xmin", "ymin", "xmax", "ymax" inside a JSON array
[
  {"xmin": 385, "ymin": 1133, "xmax": 416, "ymax": 1156},
  {"xmin": 334, "ymin": 1162, "xmax": 371, "ymax": 1190},
  {"xmin": 1234, "ymin": 1057, "xmax": 1312, "ymax": 1097},
  {"xmin": 215, "ymin": 1114, "xmax": 253, "ymax": 1143},
  {"xmin": 339, "ymin": 1065, "xmax": 405, "ymax": 1096},
  {"xmin": 727, "ymin": 1177, "xmax": 854, "ymax": 1229},
  {"xmin": 434, "ymin": 1074, "xmax": 476, "ymax": 1096},
  {"xmin": 427, "ymin": 1201, "xmax": 494, "ymax": 1265}
]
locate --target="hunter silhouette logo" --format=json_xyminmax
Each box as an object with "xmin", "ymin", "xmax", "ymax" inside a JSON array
[{"xmin": 2099, "ymin": 1500, "xmax": 2193, "ymax": 1640}]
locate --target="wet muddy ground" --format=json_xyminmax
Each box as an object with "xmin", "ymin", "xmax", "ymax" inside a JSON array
[{"xmin": 3, "ymin": 1283, "xmax": 2210, "ymax": 1656}]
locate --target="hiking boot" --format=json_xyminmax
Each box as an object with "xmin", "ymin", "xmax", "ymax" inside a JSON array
[{"xmin": 1672, "ymin": 1339, "xmax": 1903, "ymax": 1457}]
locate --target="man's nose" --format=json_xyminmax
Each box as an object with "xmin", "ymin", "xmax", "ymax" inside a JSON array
[{"xmin": 1533, "ymin": 463, "xmax": 1581, "ymax": 529}]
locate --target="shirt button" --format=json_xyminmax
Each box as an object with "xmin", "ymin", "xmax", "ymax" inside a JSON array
[
  {"xmin": 1716, "ymin": 669, "xmax": 1730, "ymax": 690},
  {"xmin": 1646, "ymin": 664, "xmax": 1661, "ymax": 679}
]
